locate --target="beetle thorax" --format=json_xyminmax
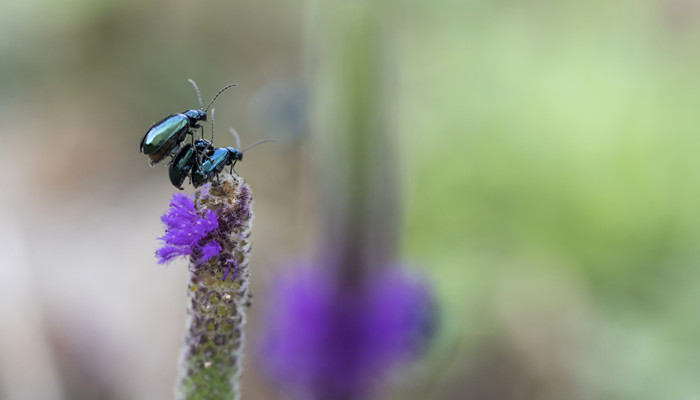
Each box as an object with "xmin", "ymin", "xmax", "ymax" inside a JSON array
[
  {"xmin": 184, "ymin": 109, "xmax": 207, "ymax": 123},
  {"xmin": 194, "ymin": 139, "xmax": 213, "ymax": 151}
]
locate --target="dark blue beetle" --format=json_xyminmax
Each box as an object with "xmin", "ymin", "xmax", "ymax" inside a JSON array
[
  {"xmin": 191, "ymin": 128, "xmax": 276, "ymax": 188},
  {"xmin": 140, "ymin": 80, "xmax": 235, "ymax": 165},
  {"xmin": 192, "ymin": 147, "xmax": 241, "ymax": 188}
]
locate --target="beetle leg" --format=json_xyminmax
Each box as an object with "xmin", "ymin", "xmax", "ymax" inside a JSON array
[
  {"xmin": 230, "ymin": 160, "xmax": 238, "ymax": 175},
  {"xmin": 194, "ymin": 150, "xmax": 202, "ymax": 169},
  {"xmin": 192, "ymin": 124, "xmax": 203, "ymax": 140}
]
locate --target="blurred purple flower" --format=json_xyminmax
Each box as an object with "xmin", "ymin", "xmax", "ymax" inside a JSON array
[
  {"xmin": 156, "ymin": 193, "xmax": 220, "ymax": 265},
  {"xmin": 260, "ymin": 264, "xmax": 436, "ymax": 399}
]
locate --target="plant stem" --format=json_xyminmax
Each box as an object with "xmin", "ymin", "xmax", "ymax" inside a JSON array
[{"xmin": 175, "ymin": 176, "xmax": 253, "ymax": 400}]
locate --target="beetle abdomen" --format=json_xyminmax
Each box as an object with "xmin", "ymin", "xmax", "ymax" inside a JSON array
[
  {"xmin": 141, "ymin": 114, "xmax": 190, "ymax": 165},
  {"xmin": 169, "ymin": 144, "xmax": 197, "ymax": 189}
]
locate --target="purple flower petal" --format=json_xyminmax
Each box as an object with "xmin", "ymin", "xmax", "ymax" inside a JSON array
[
  {"xmin": 259, "ymin": 264, "xmax": 436, "ymax": 398},
  {"xmin": 198, "ymin": 240, "xmax": 222, "ymax": 264},
  {"xmin": 156, "ymin": 193, "xmax": 220, "ymax": 265},
  {"xmin": 156, "ymin": 244, "xmax": 191, "ymax": 264}
]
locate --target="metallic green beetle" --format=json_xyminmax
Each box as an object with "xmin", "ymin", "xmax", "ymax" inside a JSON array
[{"xmin": 139, "ymin": 80, "xmax": 236, "ymax": 165}]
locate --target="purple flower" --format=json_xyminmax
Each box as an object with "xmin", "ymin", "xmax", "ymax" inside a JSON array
[
  {"xmin": 259, "ymin": 263, "xmax": 436, "ymax": 399},
  {"xmin": 165, "ymin": 176, "xmax": 257, "ymax": 399},
  {"xmin": 156, "ymin": 193, "xmax": 221, "ymax": 265}
]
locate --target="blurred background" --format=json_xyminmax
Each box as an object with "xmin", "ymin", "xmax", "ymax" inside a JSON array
[{"xmin": 2, "ymin": 0, "xmax": 700, "ymax": 399}]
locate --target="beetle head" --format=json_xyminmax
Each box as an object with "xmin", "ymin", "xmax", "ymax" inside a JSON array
[
  {"xmin": 227, "ymin": 147, "xmax": 244, "ymax": 161},
  {"xmin": 184, "ymin": 109, "xmax": 207, "ymax": 122}
]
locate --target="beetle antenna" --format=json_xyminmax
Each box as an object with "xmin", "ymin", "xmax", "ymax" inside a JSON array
[
  {"xmin": 211, "ymin": 108, "xmax": 215, "ymax": 144},
  {"xmin": 242, "ymin": 139, "xmax": 277, "ymax": 153},
  {"xmin": 204, "ymin": 83, "xmax": 237, "ymax": 112},
  {"xmin": 188, "ymin": 79, "xmax": 204, "ymax": 110},
  {"xmin": 229, "ymin": 127, "xmax": 241, "ymax": 149}
]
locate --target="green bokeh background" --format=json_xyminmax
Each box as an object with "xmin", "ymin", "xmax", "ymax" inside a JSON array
[
  {"xmin": 402, "ymin": 2, "xmax": 700, "ymax": 398},
  {"xmin": 1, "ymin": 0, "xmax": 700, "ymax": 399}
]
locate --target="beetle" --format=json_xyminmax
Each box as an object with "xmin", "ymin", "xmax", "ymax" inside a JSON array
[
  {"xmin": 191, "ymin": 128, "xmax": 276, "ymax": 188},
  {"xmin": 140, "ymin": 79, "xmax": 236, "ymax": 165},
  {"xmin": 169, "ymin": 139, "xmax": 214, "ymax": 189}
]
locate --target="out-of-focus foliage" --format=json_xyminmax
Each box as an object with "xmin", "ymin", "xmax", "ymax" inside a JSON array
[
  {"xmin": 400, "ymin": 1, "xmax": 700, "ymax": 399},
  {"xmin": 3, "ymin": 0, "xmax": 700, "ymax": 399}
]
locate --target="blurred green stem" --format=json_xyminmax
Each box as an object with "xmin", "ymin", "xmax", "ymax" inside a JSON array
[{"xmin": 310, "ymin": 0, "xmax": 400, "ymax": 283}]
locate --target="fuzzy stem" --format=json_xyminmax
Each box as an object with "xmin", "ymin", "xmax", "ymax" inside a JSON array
[
  {"xmin": 310, "ymin": 0, "xmax": 400, "ymax": 285},
  {"xmin": 175, "ymin": 175, "xmax": 253, "ymax": 400}
]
